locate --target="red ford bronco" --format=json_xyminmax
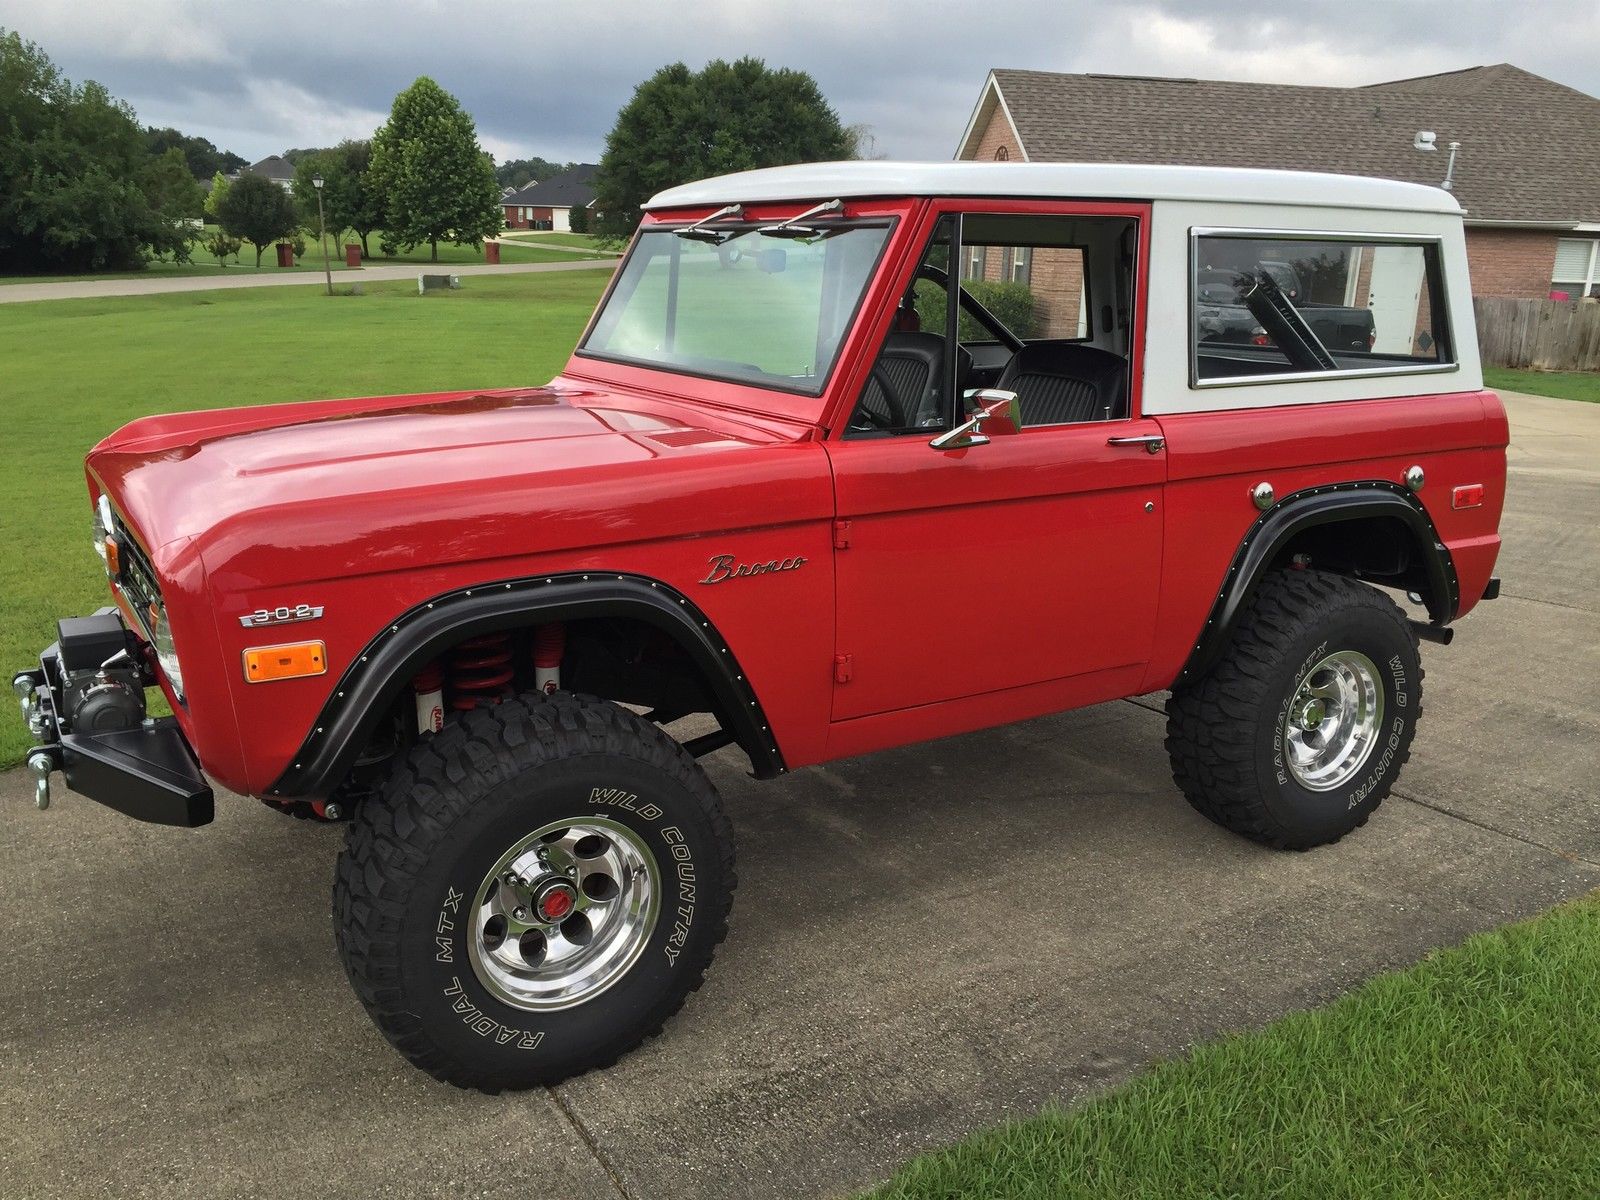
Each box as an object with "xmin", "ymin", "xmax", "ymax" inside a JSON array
[{"xmin": 14, "ymin": 162, "xmax": 1506, "ymax": 1090}]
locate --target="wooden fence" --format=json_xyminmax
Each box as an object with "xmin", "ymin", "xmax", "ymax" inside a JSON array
[{"xmin": 1474, "ymin": 296, "xmax": 1600, "ymax": 371}]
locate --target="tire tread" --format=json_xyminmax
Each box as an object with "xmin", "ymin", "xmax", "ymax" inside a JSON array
[
  {"xmin": 1164, "ymin": 569, "xmax": 1423, "ymax": 850},
  {"xmin": 332, "ymin": 692, "xmax": 735, "ymax": 1092}
]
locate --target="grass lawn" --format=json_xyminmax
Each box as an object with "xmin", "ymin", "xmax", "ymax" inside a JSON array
[
  {"xmin": 1484, "ymin": 366, "xmax": 1600, "ymax": 404},
  {"xmin": 864, "ymin": 889, "xmax": 1600, "ymax": 1199},
  {"xmin": 0, "ymin": 271, "xmax": 609, "ymax": 768},
  {"xmin": 0, "ymin": 231, "xmax": 606, "ymax": 285}
]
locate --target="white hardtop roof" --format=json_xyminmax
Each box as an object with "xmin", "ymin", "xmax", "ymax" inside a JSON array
[{"xmin": 644, "ymin": 160, "xmax": 1462, "ymax": 216}]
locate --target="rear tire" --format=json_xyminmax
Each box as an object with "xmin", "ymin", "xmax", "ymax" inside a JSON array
[
  {"xmin": 1165, "ymin": 569, "xmax": 1423, "ymax": 850},
  {"xmin": 333, "ymin": 692, "xmax": 735, "ymax": 1091}
]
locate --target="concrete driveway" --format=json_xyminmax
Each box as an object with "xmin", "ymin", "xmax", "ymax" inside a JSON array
[{"xmin": 1, "ymin": 391, "xmax": 1595, "ymax": 1199}]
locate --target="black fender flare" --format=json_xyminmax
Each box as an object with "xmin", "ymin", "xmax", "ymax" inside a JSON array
[
  {"xmin": 1175, "ymin": 480, "xmax": 1460, "ymax": 686},
  {"xmin": 268, "ymin": 571, "xmax": 786, "ymax": 798}
]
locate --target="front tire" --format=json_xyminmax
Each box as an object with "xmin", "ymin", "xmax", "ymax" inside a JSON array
[
  {"xmin": 333, "ymin": 692, "xmax": 735, "ymax": 1091},
  {"xmin": 1165, "ymin": 569, "xmax": 1423, "ymax": 850}
]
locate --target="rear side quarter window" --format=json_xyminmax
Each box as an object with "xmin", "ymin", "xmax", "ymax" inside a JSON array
[{"xmin": 1190, "ymin": 230, "xmax": 1454, "ymax": 388}]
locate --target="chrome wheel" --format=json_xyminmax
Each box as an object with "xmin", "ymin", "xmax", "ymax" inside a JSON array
[
  {"xmin": 468, "ymin": 817, "xmax": 659, "ymax": 1012},
  {"xmin": 1283, "ymin": 650, "xmax": 1384, "ymax": 792}
]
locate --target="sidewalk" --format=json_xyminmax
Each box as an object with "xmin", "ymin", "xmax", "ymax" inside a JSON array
[
  {"xmin": 491, "ymin": 234, "xmax": 622, "ymax": 257},
  {"xmin": 0, "ymin": 257, "xmax": 614, "ymax": 305}
]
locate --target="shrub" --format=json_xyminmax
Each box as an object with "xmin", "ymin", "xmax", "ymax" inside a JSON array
[
  {"xmin": 916, "ymin": 279, "xmax": 1037, "ymax": 342},
  {"xmin": 204, "ymin": 232, "xmax": 241, "ymax": 266},
  {"xmin": 289, "ymin": 233, "xmax": 307, "ymax": 261},
  {"xmin": 567, "ymin": 204, "xmax": 590, "ymax": 235}
]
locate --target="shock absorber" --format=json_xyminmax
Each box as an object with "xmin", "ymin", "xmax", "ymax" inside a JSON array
[
  {"xmin": 533, "ymin": 622, "xmax": 565, "ymax": 695},
  {"xmin": 412, "ymin": 661, "xmax": 445, "ymax": 733},
  {"xmin": 447, "ymin": 633, "xmax": 515, "ymax": 710}
]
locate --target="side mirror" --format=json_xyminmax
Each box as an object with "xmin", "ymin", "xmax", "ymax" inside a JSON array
[{"xmin": 929, "ymin": 389, "xmax": 1021, "ymax": 451}]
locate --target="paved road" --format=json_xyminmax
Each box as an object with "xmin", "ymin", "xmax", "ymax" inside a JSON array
[
  {"xmin": 1, "ymin": 392, "xmax": 1595, "ymax": 1199},
  {"xmin": 0, "ymin": 257, "xmax": 614, "ymax": 305}
]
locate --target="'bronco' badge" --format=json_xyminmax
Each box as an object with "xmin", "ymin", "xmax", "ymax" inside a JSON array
[{"xmin": 699, "ymin": 554, "xmax": 806, "ymax": 585}]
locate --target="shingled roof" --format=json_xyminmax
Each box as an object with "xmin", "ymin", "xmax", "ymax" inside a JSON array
[
  {"xmin": 243, "ymin": 155, "xmax": 296, "ymax": 183},
  {"xmin": 504, "ymin": 164, "xmax": 599, "ymax": 209},
  {"xmin": 960, "ymin": 65, "xmax": 1600, "ymax": 225}
]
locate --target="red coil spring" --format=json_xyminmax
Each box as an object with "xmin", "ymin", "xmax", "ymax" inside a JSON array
[{"xmin": 447, "ymin": 633, "xmax": 515, "ymax": 710}]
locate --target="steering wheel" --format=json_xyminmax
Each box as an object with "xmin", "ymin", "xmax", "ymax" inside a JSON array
[{"xmin": 853, "ymin": 362, "xmax": 907, "ymax": 430}]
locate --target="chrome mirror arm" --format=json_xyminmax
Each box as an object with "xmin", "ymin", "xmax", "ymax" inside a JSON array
[{"xmin": 930, "ymin": 389, "xmax": 1020, "ymax": 451}]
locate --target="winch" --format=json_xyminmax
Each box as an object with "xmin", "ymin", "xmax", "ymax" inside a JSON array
[
  {"xmin": 52, "ymin": 613, "xmax": 148, "ymax": 735},
  {"xmin": 14, "ymin": 612, "xmax": 151, "ymax": 811}
]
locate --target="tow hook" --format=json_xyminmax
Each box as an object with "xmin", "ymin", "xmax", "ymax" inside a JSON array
[{"xmin": 27, "ymin": 749, "xmax": 58, "ymax": 811}]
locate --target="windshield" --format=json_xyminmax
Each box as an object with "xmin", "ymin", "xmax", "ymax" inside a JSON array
[{"xmin": 579, "ymin": 221, "xmax": 892, "ymax": 396}]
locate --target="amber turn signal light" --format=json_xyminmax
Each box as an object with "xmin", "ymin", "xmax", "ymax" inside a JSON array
[
  {"xmin": 104, "ymin": 536, "xmax": 121, "ymax": 578},
  {"xmin": 243, "ymin": 640, "xmax": 327, "ymax": 683}
]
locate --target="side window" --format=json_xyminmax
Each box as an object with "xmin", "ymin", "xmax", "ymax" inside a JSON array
[
  {"xmin": 847, "ymin": 217, "xmax": 956, "ymax": 436},
  {"xmin": 848, "ymin": 212, "xmax": 1138, "ymax": 435},
  {"xmin": 1191, "ymin": 232, "xmax": 1454, "ymax": 385},
  {"xmin": 958, "ymin": 213, "xmax": 1134, "ymax": 426}
]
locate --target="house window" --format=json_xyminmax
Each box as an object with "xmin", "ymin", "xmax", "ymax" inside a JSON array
[
  {"xmin": 994, "ymin": 146, "xmax": 1009, "ymax": 161},
  {"xmin": 1009, "ymin": 246, "xmax": 1032, "ymax": 285},
  {"xmin": 1553, "ymin": 237, "xmax": 1600, "ymax": 297},
  {"xmin": 962, "ymin": 245, "xmax": 987, "ymax": 280}
]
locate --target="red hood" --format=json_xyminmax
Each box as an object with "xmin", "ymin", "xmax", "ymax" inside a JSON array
[{"xmin": 87, "ymin": 381, "xmax": 830, "ymax": 591}]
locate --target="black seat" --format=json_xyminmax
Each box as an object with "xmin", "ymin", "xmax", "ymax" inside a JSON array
[
  {"xmin": 996, "ymin": 342, "xmax": 1127, "ymax": 425},
  {"xmin": 858, "ymin": 332, "xmax": 948, "ymax": 429}
]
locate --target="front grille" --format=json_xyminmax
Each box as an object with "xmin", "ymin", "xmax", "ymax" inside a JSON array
[{"xmin": 114, "ymin": 519, "xmax": 163, "ymax": 638}]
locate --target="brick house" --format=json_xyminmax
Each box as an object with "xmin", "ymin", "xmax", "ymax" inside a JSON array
[
  {"xmin": 956, "ymin": 65, "xmax": 1600, "ymax": 314},
  {"xmin": 502, "ymin": 163, "xmax": 599, "ymax": 231}
]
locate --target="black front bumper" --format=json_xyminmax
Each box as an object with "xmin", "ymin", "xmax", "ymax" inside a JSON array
[{"xmin": 15, "ymin": 617, "xmax": 213, "ymax": 827}]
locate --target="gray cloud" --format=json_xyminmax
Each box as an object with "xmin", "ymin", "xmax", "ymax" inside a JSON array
[{"xmin": 2, "ymin": 0, "xmax": 1595, "ymax": 166}]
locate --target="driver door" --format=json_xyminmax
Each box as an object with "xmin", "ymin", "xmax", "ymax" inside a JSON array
[{"xmin": 824, "ymin": 200, "xmax": 1165, "ymax": 723}]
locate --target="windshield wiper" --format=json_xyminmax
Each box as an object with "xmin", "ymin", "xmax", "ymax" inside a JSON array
[
  {"xmin": 756, "ymin": 199, "xmax": 844, "ymax": 240},
  {"xmin": 671, "ymin": 204, "xmax": 746, "ymax": 244}
]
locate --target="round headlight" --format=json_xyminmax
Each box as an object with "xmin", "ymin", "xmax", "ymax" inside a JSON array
[
  {"xmin": 92, "ymin": 494, "xmax": 113, "ymax": 564},
  {"xmin": 149, "ymin": 603, "xmax": 185, "ymax": 702}
]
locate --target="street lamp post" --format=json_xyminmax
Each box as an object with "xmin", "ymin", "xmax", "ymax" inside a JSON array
[{"xmin": 312, "ymin": 174, "xmax": 332, "ymax": 296}]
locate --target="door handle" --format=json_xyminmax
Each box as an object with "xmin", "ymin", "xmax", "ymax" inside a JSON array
[{"xmin": 1107, "ymin": 434, "xmax": 1166, "ymax": 454}]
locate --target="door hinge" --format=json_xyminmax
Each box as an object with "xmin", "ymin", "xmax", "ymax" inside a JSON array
[
  {"xmin": 834, "ymin": 653, "xmax": 853, "ymax": 684},
  {"xmin": 833, "ymin": 519, "xmax": 851, "ymax": 549}
]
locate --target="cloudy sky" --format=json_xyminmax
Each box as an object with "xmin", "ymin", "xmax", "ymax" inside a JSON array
[{"xmin": 3, "ymin": 0, "xmax": 1596, "ymax": 166}]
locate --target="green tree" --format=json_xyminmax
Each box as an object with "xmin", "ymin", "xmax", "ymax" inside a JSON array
[
  {"xmin": 593, "ymin": 59, "xmax": 851, "ymax": 238},
  {"xmin": 369, "ymin": 77, "xmax": 501, "ymax": 262},
  {"xmin": 567, "ymin": 202, "xmax": 590, "ymax": 235},
  {"xmin": 142, "ymin": 147, "xmax": 205, "ymax": 219},
  {"xmin": 496, "ymin": 156, "xmax": 568, "ymax": 189},
  {"xmin": 203, "ymin": 170, "xmax": 231, "ymax": 221},
  {"xmin": 204, "ymin": 231, "xmax": 240, "ymax": 266},
  {"xmin": 144, "ymin": 126, "xmax": 246, "ymax": 181},
  {"xmin": 217, "ymin": 172, "xmax": 297, "ymax": 266},
  {"xmin": 0, "ymin": 29, "xmax": 186, "ymax": 272},
  {"xmin": 291, "ymin": 139, "xmax": 382, "ymax": 258}
]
